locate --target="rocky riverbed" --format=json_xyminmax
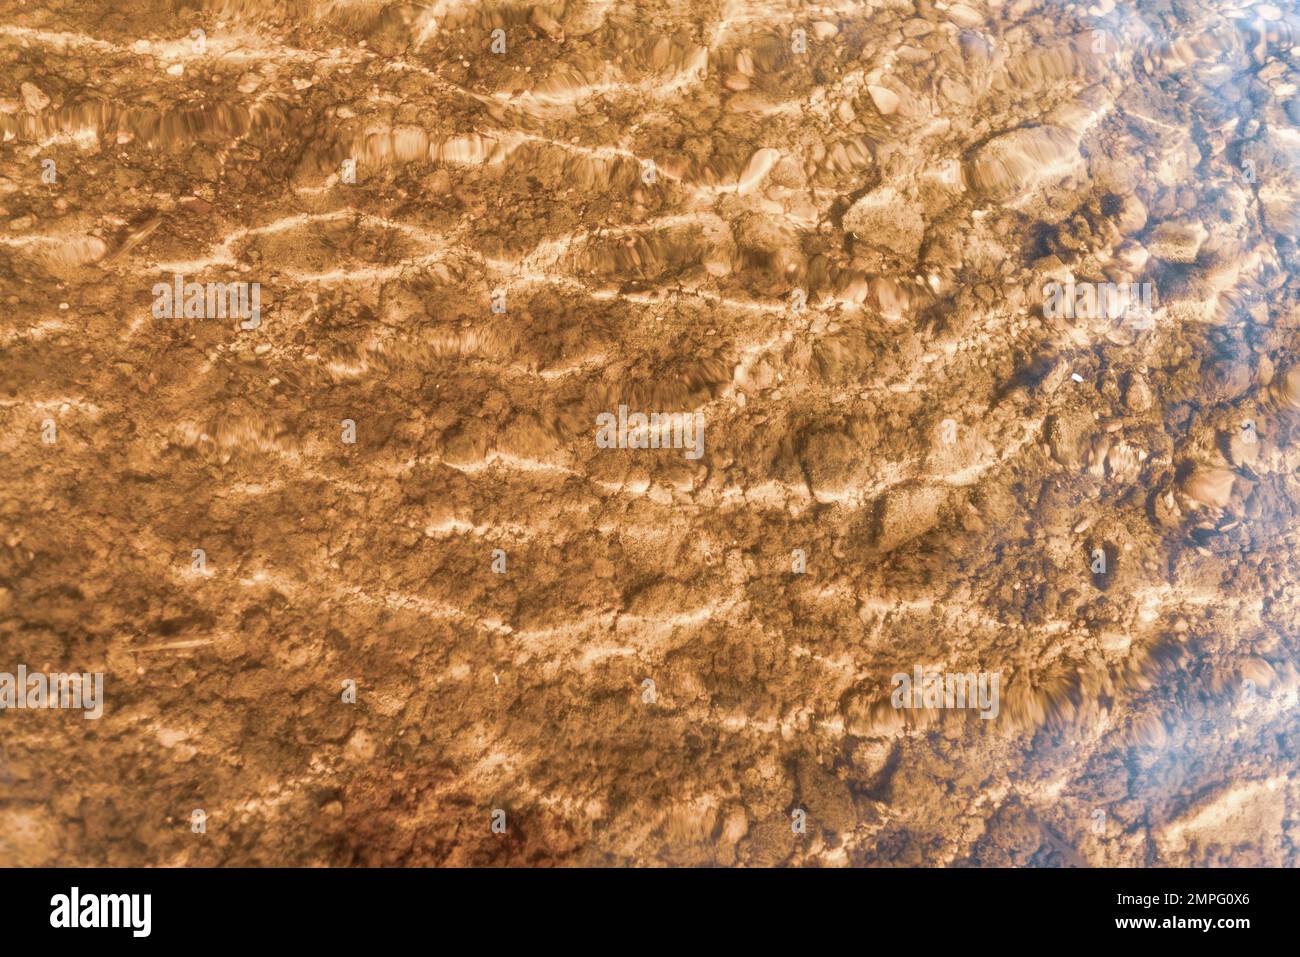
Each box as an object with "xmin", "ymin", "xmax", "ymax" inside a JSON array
[{"xmin": 1, "ymin": 0, "xmax": 1298, "ymax": 866}]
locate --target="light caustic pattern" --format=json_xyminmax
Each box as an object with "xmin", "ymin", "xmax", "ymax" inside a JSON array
[{"xmin": 2, "ymin": 0, "xmax": 1300, "ymax": 866}]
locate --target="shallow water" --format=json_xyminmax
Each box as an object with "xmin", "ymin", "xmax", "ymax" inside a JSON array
[{"xmin": 1, "ymin": 0, "xmax": 1297, "ymax": 867}]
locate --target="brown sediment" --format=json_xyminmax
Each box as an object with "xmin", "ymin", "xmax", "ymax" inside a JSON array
[{"xmin": 1, "ymin": 0, "xmax": 1299, "ymax": 867}]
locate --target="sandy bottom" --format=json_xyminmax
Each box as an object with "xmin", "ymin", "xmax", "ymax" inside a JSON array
[{"xmin": 1, "ymin": 0, "xmax": 1298, "ymax": 865}]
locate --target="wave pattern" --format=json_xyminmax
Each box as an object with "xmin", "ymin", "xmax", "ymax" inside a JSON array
[{"xmin": 2, "ymin": 0, "xmax": 1299, "ymax": 866}]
